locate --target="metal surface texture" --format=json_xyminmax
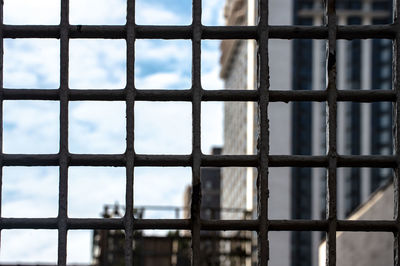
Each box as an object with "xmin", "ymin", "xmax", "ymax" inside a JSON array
[{"xmin": 0, "ymin": 0, "xmax": 399, "ymax": 265}]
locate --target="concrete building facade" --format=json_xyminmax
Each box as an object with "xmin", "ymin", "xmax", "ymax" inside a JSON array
[
  {"xmin": 318, "ymin": 181, "xmax": 393, "ymax": 266},
  {"xmin": 220, "ymin": 0, "xmax": 393, "ymax": 265}
]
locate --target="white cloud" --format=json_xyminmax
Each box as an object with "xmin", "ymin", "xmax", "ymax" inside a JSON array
[
  {"xmin": 69, "ymin": 40, "xmax": 126, "ymax": 89},
  {"xmin": 68, "ymin": 167, "xmax": 126, "ymax": 218},
  {"xmin": 4, "ymin": 0, "xmax": 60, "ymax": 25},
  {"xmin": 70, "ymin": 0, "xmax": 126, "ymax": 25},
  {"xmin": 69, "ymin": 101, "xmax": 126, "ymax": 154},
  {"xmin": 2, "ymin": 167, "xmax": 58, "ymax": 218},
  {"xmin": 3, "ymin": 101, "xmax": 59, "ymax": 154},
  {"xmin": 202, "ymin": 0, "xmax": 225, "ymax": 26},
  {"xmin": 136, "ymin": 72, "xmax": 190, "ymax": 89},
  {"xmin": 0, "ymin": 230, "xmax": 58, "ymax": 263},
  {"xmin": 201, "ymin": 102, "xmax": 224, "ymax": 154},
  {"xmin": 134, "ymin": 167, "xmax": 191, "ymax": 219},
  {"xmin": 4, "ymin": 39, "xmax": 60, "ymax": 89},
  {"xmin": 135, "ymin": 102, "xmax": 192, "ymax": 154}
]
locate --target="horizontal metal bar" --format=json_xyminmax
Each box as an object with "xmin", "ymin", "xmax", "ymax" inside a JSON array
[
  {"xmin": 1, "ymin": 25, "xmax": 395, "ymax": 40},
  {"xmin": 3, "ymin": 154, "xmax": 59, "ymax": 166},
  {"xmin": 2, "ymin": 89, "xmax": 396, "ymax": 102},
  {"xmin": 1, "ymin": 154, "xmax": 397, "ymax": 167},
  {"xmin": 337, "ymin": 220, "xmax": 398, "ymax": 232},
  {"xmin": 70, "ymin": 154, "xmax": 126, "ymax": 166},
  {"xmin": 1, "ymin": 218, "xmax": 397, "ymax": 232},
  {"xmin": 136, "ymin": 25, "xmax": 192, "ymax": 39},
  {"xmin": 135, "ymin": 154, "xmax": 191, "ymax": 166}
]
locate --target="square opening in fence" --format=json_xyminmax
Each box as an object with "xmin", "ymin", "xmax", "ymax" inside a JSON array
[
  {"xmin": 221, "ymin": 101, "xmax": 256, "ymax": 155},
  {"xmin": 337, "ymin": 102, "xmax": 392, "ymax": 156},
  {"xmin": 217, "ymin": 230, "xmax": 253, "ymax": 264},
  {"xmin": 70, "ymin": 0, "xmax": 126, "ymax": 25},
  {"xmin": 69, "ymin": 101, "xmax": 126, "ymax": 154},
  {"xmin": 219, "ymin": 167, "xmax": 256, "ymax": 220},
  {"xmin": 3, "ymin": 100, "xmax": 59, "ymax": 154},
  {"xmin": 325, "ymin": 232, "xmax": 394, "ymax": 266},
  {"xmin": 337, "ymin": 37, "xmax": 392, "ymax": 91},
  {"xmin": 4, "ymin": 39, "xmax": 59, "ymax": 89},
  {"xmin": 205, "ymin": 167, "xmax": 256, "ymax": 221},
  {"xmin": 135, "ymin": 40, "xmax": 191, "ymax": 90},
  {"xmin": 269, "ymin": 38, "xmax": 325, "ymax": 91},
  {"xmin": 133, "ymin": 230, "xmax": 192, "ymax": 265},
  {"xmin": 337, "ymin": 168, "xmax": 393, "ymax": 220},
  {"xmin": 201, "ymin": 40, "xmax": 225, "ymax": 90},
  {"xmin": 134, "ymin": 167, "xmax": 191, "ymax": 219},
  {"xmin": 269, "ymin": 230, "xmax": 320, "ymax": 266},
  {"xmin": 220, "ymin": 40, "xmax": 256, "ymax": 90},
  {"xmin": 2, "ymin": 167, "xmax": 58, "ymax": 218},
  {"xmin": 268, "ymin": 102, "xmax": 293, "ymax": 155},
  {"xmin": 4, "ymin": 0, "xmax": 60, "ymax": 25},
  {"xmin": 203, "ymin": 0, "xmax": 248, "ymax": 26},
  {"xmin": 136, "ymin": 0, "xmax": 191, "ymax": 25},
  {"xmin": 0, "ymin": 230, "xmax": 57, "ymax": 263},
  {"xmin": 135, "ymin": 102, "xmax": 191, "ymax": 154},
  {"xmin": 201, "ymin": 102, "xmax": 223, "ymax": 154},
  {"xmin": 269, "ymin": 167, "xmax": 326, "ymax": 220},
  {"xmin": 67, "ymin": 230, "xmax": 94, "ymax": 265},
  {"xmin": 69, "ymin": 39, "xmax": 126, "ymax": 89},
  {"xmin": 68, "ymin": 167, "xmax": 126, "ymax": 218}
]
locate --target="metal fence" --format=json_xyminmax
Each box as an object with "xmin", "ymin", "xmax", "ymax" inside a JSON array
[{"xmin": 1, "ymin": 0, "xmax": 400, "ymax": 265}]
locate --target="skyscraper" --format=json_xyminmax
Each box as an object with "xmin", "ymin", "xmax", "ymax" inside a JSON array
[{"xmin": 220, "ymin": 0, "xmax": 393, "ymax": 265}]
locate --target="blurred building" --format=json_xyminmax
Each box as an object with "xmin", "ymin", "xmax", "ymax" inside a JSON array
[
  {"xmin": 220, "ymin": 0, "xmax": 392, "ymax": 265},
  {"xmin": 92, "ymin": 205, "xmax": 191, "ymax": 266},
  {"xmin": 318, "ymin": 180, "xmax": 393, "ymax": 266}
]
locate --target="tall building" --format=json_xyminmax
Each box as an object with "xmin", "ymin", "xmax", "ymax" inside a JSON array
[{"xmin": 220, "ymin": 0, "xmax": 392, "ymax": 265}]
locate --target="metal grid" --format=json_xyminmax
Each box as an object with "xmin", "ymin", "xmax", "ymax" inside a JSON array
[{"xmin": 0, "ymin": 0, "xmax": 399, "ymax": 265}]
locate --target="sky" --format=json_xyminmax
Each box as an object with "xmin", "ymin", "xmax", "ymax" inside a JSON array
[{"xmin": 0, "ymin": 0, "xmax": 225, "ymax": 263}]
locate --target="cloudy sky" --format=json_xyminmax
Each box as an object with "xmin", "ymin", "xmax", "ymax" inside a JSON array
[{"xmin": 0, "ymin": 0, "xmax": 225, "ymax": 263}]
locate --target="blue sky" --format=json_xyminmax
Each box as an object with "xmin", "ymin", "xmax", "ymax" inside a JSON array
[{"xmin": 0, "ymin": 0, "xmax": 225, "ymax": 263}]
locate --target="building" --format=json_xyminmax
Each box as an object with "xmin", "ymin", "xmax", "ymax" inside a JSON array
[
  {"xmin": 220, "ymin": 0, "xmax": 392, "ymax": 265},
  {"xmin": 318, "ymin": 180, "xmax": 393, "ymax": 266},
  {"xmin": 183, "ymin": 147, "xmax": 251, "ymax": 265}
]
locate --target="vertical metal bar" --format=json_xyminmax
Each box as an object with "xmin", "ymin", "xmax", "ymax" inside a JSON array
[
  {"xmin": 125, "ymin": 0, "xmax": 135, "ymax": 264},
  {"xmin": 393, "ymin": 0, "xmax": 400, "ymax": 265},
  {"xmin": 58, "ymin": 0, "xmax": 69, "ymax": 264},
  {"xmin": 191, "ymin": 0, "xmax": 202, "ymax": 264},
  {"xmin": 257, "ymin": 0, "xmax": 269, "ymax": 265},
  {"xmin": 325, "ymin": 0, "xmax": 337, "ymax": 265}
]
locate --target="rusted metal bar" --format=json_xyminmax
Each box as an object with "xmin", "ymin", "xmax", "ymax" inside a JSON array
[
  {"xmin": 325, "ymin": 0, "xmax": 338, "ymax": 265},
  {"xmin": 257, "ymin": 0, "xmax": 270, "ymax": 264},
  {"xmin": 191, "ymin": 0, "xmax": 202, "ymax": 264},
  {"xmin": 58, "ymin": 0, "xmax": 69, "ymax": 265},
  {"xmin": 1, "ymin": 24, "xmax": 396, "ymax": 40},
  {"xmin": 124, "ymin": 0, "xmax": 135, "ymax": 264}
]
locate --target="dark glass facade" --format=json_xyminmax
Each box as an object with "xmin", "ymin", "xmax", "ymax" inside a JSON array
[
  {"xmin": 345, "ymin": 16, "xmax": 362, "ymax": 216},
  {"xmin": 371, "ymin": 17, "xmax": 393, "ymax": 191},
  {"xmin": 291, "ymin": 11, "xmax": 313, "ymax": 266}
]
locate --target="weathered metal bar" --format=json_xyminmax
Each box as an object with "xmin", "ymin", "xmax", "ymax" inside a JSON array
[
  {"xmin": 191, "ymin": 0, "xmax": 203, "ymax": 264},
  {"xmin": 325, "ymin": 0, "xmax": 338, "ymax": 265},
  {"xmin": 257, "ymin": 0, "xmax": 270, "ymax": 264},
  {"xmin": 58, "ymin": 0, "xmax": 69, "ymax": 265},
  {"xmin": 2, "ymin": 24, "xmax": 396, "ymax": 40},
  {"xmin": 124, "ymin": 0, "xmax": 135, "ymax": 264},
  {"xmin": 1, "ymin": 218, "xmax": 397, "ymax": 232},
  {"xmin": 1, "ymin": 88, "xmax": 397, "ymax": 102}
]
